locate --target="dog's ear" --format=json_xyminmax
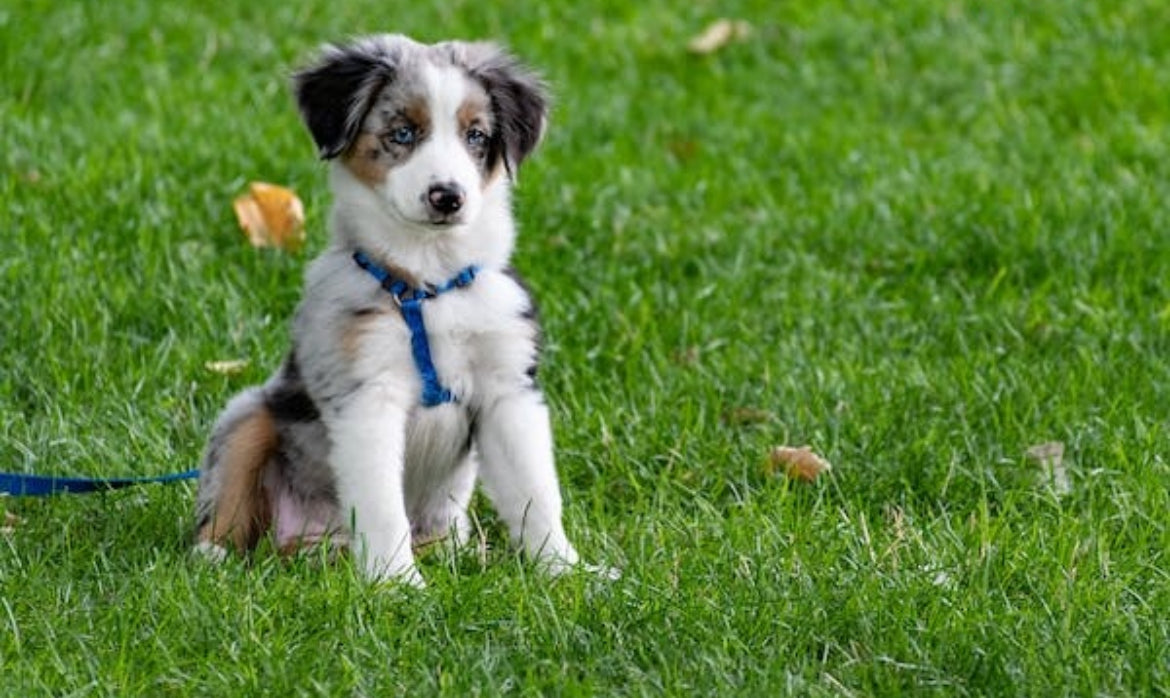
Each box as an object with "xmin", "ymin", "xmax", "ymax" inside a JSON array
[
  {"xmin": 292, "ymin": 38, "xmax": 401, "ymax": 160},
  {"xmin": 447, "ymin": 42, "xmax": 550, "ymax": 176}
]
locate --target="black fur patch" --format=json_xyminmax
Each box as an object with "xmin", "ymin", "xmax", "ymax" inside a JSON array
[
  {"xmin": 503, "ymin": 266, "xmax": 543, "ymax": 386},
  {"xmin": 265, "ymin": 355, "xmax": 321, "ymax": 422}
]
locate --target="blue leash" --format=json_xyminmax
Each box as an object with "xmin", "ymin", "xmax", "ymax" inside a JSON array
[
  {"xmin": 352, "ymin": 250, "xmax": 478, "ymax": 407},
  {"xmin": 1, "ymin": 251, "xmax": 475, "ymax": 496},
  {"xmin": 0, "ymin": 469, "xmax": 199, "ymax": 497}
]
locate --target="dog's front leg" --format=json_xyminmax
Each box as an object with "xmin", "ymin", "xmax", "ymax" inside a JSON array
[
  {"xmin": 476, "ymin": 391, "xmax": 581, "ymax": 573},
  {"xmin": 327, "ymin": 388, "xmax": 422, "ymax": 586}
]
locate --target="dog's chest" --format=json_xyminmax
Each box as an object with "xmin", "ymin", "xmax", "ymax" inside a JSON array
[{"xmin": 350, "ymin": 271, "xmax": 536, "ymax": 403}]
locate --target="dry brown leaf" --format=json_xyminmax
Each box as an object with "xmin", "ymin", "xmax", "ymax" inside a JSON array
[
  {"xmin": 768, "ymin": 445, "xmax": 833, "ymax": 482},
  {"xmin": 233, "ymin": 182, "xmax": 305, "ymax": 251},
  {"xmin": 205, "ymin": 359, "xmax": 250, "ymax": 375},
  {"xmin": 1026, "ymin": 441, "xmax": 1071, "ymax": 495},
  {"xmin": 687, "ymin": 19, "xmax": 752, "ymax": 55}
]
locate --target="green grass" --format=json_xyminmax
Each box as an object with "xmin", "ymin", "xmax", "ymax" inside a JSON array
[{"xmin": 2, "ymin": 0, "xmax": 1168, "ymax": 694}]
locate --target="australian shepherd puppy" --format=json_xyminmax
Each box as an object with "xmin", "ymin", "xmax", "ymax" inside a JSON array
[{"xmin": 194, "ymin": 35, "xmax": 604, "ymax": 586}]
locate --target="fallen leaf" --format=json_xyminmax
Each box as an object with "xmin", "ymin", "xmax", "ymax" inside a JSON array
[
  {"xmin": 768, "ymin": 445, "xmax": 833, "ymax": 482},
  {"xmin": 233, "ymin": 182, "xmax": 305, "ymax": 251},
  {"xmin": 205, "ymin": 359, "xmax": 250, "ymax": 375},
  {"xmin": 1026, "ymin": 441, "xmax": 1071, "ymax": 495},
  {"xmin": 687, "ymin": 18, "xmax": 752, "ymax": 55}
]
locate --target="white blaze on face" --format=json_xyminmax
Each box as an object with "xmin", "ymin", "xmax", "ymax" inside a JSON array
[{"xmin": 386, "ymin": 62, "xmax": 485, "ymax": 227}]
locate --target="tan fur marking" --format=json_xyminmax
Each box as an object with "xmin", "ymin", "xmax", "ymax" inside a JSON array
[
  {"xmin": 484, "ymin": 159, "xmax": 507, "ymax": 189},
  {"xmin": 403, "ymin": 96, "xmax": 431, "ymax": 134},
  {"xmin": 457, "ymin": 93, "xmax": 491, "ymax": 132},
  {"xmin": 343, "ymin": 133, "xmax": 390, "ymax": 187},
  {"xmin": 197, "ymin": 408, "xmax": 277, "ymax": 551},
  {"xmin": 458, "ymin": 91, "xmax": 496, "ymax": 186},
  {"xmin": 342, "ymin": 312, "xmax": 387, "ymax": 360}
]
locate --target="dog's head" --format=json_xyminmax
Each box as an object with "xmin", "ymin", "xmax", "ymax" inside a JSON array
[{"xmin": 293, "ymin": 35, "xmax": 548, "ymax": 230}]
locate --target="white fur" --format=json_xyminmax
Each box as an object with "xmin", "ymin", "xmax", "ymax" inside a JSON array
[{"xmin": 385, "ymin": 64, "xmax": 487, "ymax": 227}]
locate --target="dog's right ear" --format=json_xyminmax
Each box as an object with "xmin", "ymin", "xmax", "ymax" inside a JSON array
[{"xmin": 292, "ymin": 38, "xmax": 400, "ymax": 160}]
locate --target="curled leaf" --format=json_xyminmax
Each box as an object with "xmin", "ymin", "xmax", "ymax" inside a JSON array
[
  {"xmin": 687, "ymin": 19, "xmax": 752, "ymax": 55},
  {"xmin": 768, "ymin": 445, "xmax": 833, "ymax": 482},
  {"xmin": 205, "ymin": 359, "xmax": 250, "ymax": 375},
  {"xmin": 233, "ymin": 182, "xmax": 305, "ymax": 251}
]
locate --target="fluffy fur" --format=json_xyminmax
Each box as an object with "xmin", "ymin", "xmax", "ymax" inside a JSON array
[{"xmin": 194, "ymin": 34, "xmax": 605, "ymax": 586}]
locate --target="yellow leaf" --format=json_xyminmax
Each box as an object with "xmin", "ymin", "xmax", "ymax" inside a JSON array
[
  {"xmin": 687, "ymin": 19, "xmax": 752, "ymax": 55},
  {"xmin": 233, "ymin": 182, "xmax": 306, "ymax": 251},
  {"xmin": 205, "ymin": 359, "xmax": 250, "ymax": 375}
]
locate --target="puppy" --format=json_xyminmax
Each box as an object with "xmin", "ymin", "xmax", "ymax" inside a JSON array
[{"xmin": 194, "ymin": 35, "xmax": 601, "ymax": 586}]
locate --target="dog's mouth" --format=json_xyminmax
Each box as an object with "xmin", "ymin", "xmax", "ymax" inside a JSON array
[
  {"xmin": 385, "ymin": 199, "xmax": 465, "ymax": 231},
  {"xmin": 424, "ymin": 214, "xmax": 464, "ymax": 227}
]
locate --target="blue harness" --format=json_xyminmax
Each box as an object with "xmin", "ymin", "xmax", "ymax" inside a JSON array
[{"xmin": 352, "ymin": 250, "xmax": 478, "ymax": 407}]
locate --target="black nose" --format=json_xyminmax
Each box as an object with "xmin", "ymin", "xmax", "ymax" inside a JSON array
[{"xmin": 426, "ymin": 183, "xmax": 465, "ymax": 215}]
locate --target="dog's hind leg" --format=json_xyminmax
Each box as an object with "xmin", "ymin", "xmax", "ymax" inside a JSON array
[{"xmin": 194, "ymin": 388, "xmax": 277, "ymax": 559}]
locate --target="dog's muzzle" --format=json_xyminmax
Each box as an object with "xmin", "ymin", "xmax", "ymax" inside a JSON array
[{"xmin": 426, "ymin": 182, "xmax": 465, "ymax": 219}]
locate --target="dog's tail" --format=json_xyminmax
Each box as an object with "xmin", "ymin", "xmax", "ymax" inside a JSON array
[{"xmin": 194, "ymin": 388, "xmax": 278, "ymax": 554}]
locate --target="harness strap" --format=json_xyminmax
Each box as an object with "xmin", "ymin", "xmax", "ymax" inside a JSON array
[
  {"xmin": 352, "ymin": 251, "xmax": 478, "ymax": 407},
  {"xmin": 400, "ymin": 297, "xmax": 452, "ymax": 406}
]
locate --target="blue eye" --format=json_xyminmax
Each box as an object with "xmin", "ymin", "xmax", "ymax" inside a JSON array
[
  {"xmin": 466, "ymin": 128, "xmax": 488, "ymax": 147},
  {"xmin": 388, "ymin": 125, "xmax": 417, "ymax": 145}
]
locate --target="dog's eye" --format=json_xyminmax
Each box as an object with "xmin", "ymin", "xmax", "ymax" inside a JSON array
[
  {"xmin": 388, "ymin": 125, "xmax": 417, "ymax": 146},
  {"xmin": 466, "ymin": 128, "xmax": 488, "ymax": 147}
]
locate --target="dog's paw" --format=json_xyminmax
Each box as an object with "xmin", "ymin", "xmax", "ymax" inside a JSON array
[
  {"xmin": 374, "ymin": 566, "xmax": 426, "ymax": 590},
  {"xmin": 365, "ymin": 559, "xmax": 427, "ymax": 589},
  {"xmin": 582, "ymin": 562, "xmax": 622, "ymax": 581},
  {"xmin": 192, "ymin": 541, "xmax": 229, "ymax": 564},
  {"xmin": 396, "ymin": 565, "xmax": 427, "ymax": 589},
  {"xmin": 539, "ymin": 556, "xmax": 621, "ymax": 581}
]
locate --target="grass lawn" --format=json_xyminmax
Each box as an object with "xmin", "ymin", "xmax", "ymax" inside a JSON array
[{"xmin": 2, "ymin": 0, "xmax": 1168, "ymax": 694}]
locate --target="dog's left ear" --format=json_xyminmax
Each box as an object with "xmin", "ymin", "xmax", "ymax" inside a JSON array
[{"xmin": 446, "ymin": 42, "xmax": 550, "ymax": 176}]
